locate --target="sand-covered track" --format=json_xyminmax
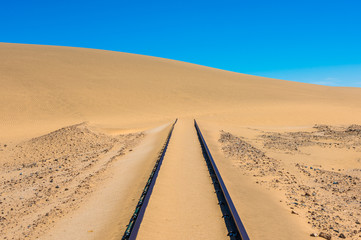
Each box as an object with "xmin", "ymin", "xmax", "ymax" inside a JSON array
[
  {"xmin": 195, "ymin": 120, "xmax": 250, "ymax": 240},
  {"xmin": 122, "ymin": 119, "xmax": 177, "ymax": 240}
]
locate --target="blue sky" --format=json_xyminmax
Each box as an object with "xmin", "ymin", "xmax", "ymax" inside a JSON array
[{"xmin": 1, "ymin": 0, "xmax": 361, "ymax": 87}]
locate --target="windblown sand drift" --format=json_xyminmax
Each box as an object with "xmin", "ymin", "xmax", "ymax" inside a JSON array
[{"xmin": 0, "ymin": 123, "xmax": 143, "ymax": 239}]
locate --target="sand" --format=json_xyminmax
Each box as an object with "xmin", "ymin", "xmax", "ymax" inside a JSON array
[
  {"xmin": 198, "ymin": 121, "xmax": 361, "ymax": 239},
  {"xmin": 1, "ymin": 42, "xmax": 361, "ymax": 239},
  {"xmin": 137, "ymin": 120, "xmax": 228, "ymax": 240},
  {"xmin": 42, "ymin": 123, "xmax": 171, "ymax": 240},
  {"xmin": 1, "ymin": 42, "xmax": 361, "ymax": 142}
]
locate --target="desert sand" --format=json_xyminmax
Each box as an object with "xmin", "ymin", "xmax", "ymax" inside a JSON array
[{"xmin": 1, "ymin": 42, "xmax": 361, "ymax": 239}]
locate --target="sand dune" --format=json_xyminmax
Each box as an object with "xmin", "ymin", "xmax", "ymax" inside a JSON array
[
  {"xmin": 1, "ymin": 42, "xmax": 361, "ymax": 142},
  {"xmin": 1, "ymin": 43, "xmax": 361, "ymax": 239}
]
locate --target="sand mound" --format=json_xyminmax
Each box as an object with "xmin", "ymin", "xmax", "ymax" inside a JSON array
[{"xmin": 0, "ymin": 123, "xmax": 143, "ymax": 239}]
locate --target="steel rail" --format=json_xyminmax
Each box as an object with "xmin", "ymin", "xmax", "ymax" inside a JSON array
[
  {"xmin": 122, "ymin": 119, "xmax": 177, "ymax": 240},
  {"xmin": 194, "ymin": 120, "xmax": 250, "ymax": 240}
]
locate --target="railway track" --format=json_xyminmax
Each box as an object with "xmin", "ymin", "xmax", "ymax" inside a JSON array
[
  {"xmin": 194, "ymin": 120, "xmax": 250, "ymax": 240},
  {"xmin": 122, "ymin": 119, "xmax": 177, "ymax": 240},
  {"xmin": 122, "ymin": 119, "xmax": 249, "ymax": 239}
]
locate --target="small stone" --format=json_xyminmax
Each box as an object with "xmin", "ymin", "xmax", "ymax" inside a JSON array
[
  {"xmin": 55, "ymin": 185, "xmax": 59, "ymax": 189},
  {"xmin": 319, "ymin": 232, "xmax": 332, "ymax": 240},
  {"xmin": 291, "ymin": 210, "xmax": 298, "ymax": 215},
  {"xmin": 339, "ymin": 233, "xmax": 346, "ymax": 238},
  {"xmin": 310, "ymin": 233, "xmax": 318, "ymax": 237}
]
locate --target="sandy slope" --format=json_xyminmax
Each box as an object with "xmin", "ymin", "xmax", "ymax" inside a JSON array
[
  {"xmin": 1, "ymin": 42, "xmax": 361, "ymax": 142},
  {"xmin": 0, "ymin": 123, "xmax": 145, "ymax": 239},
  {"xmin": 42, "ymin": 123, "xmax": 171, "ymax": 240},
  {"xmin": 1, "ymin": 43, "xmax": 361, "ymax": 239}
]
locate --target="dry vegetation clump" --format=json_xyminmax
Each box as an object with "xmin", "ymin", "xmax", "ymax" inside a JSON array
[
  {"xmin": 0, "ymin": 123, "xmax": 144, "ymax": 240},
  {"xmin": 219, "ymin": 130, "xmax": 361, "ymax": 239}
]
